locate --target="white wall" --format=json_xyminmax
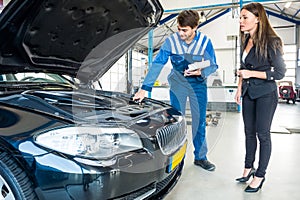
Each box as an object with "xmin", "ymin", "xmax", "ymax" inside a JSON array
[
  {"xmin": 100, "ymin": 55, "xmax": 127, "ymax": 92},
  {"xmin": 270, "ymin": 15, "xmax": 296, "ymax": 45},
  {"xmin": 100, "ymin": 52, "xmax": 148, "ymax": 93},
  {"xmin": 200, "ymin": 12, "xmax": 240, "ymax": 85},
  {"xmin": 269, "ymin": 16, "xmax": 297, "ymax": 84}
]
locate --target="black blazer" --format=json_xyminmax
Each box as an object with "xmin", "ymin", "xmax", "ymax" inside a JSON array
[{"xmin": 241, "ymin": 38, "xmax": 286, "ymax": 99}]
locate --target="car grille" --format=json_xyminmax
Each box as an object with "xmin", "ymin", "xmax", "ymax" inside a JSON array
[{"xmin": 156, "ymin": 119, "xmax": 187, "ymax": 155}]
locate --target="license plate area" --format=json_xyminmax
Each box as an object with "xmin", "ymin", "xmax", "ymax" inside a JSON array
[{"xmin": 166, "ymin": 142, "xmax": 187, "ymax": 173}]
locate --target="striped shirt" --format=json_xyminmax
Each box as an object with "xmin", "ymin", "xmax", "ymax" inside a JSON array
[{"xmin": 142, "ymin": 31, "xmax": 218, "ymax": 92}]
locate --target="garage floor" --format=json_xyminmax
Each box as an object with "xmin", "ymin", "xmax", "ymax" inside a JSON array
[{"xmin": 165, "ymin": 102, "xmax": 300, "ymax": 200}]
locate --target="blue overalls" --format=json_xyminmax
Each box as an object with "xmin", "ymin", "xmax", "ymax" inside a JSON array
[{"xmin": 142, "ymin": 31, "xmax": 218, "ymax": 161}]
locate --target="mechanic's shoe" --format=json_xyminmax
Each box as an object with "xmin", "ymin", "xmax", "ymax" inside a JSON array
[{"xmin": 194, "ymin": 160, "xmax": 216, "ymax": 171}]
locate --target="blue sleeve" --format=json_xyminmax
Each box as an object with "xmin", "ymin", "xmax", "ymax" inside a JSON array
[
  {"xmin": 141, "ymin": 40, "xmax": 171, "ymax": 92},
  {"xmin": 201, "ymin": 39, "xmax": 218, "ymax": 78}
]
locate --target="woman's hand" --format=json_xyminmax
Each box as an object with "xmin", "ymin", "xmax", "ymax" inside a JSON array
[
  {"xmin": 235, "ymin": 88, "xmax": 242, "ymax": 105},
  {"xmin": 237, "ymin": 69, "xmax": 267, "ymax": 80},
  {"xmin": 237, "ymin": 69, "xmax": 252, "ymax": 79}
]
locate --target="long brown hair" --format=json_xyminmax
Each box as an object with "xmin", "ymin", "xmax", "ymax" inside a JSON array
[{"xmin": 240, "ymin": 3, "xmax": 283, "ymax": 60}]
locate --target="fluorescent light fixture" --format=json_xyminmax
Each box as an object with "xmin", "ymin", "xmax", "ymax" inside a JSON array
[
  {"xmin": 199, "ymin": 11, "xmax": 206, "ymax": 23},
  {"xmin": 284, "ymin": 2, "xmax": 292, "ymax": 9}
]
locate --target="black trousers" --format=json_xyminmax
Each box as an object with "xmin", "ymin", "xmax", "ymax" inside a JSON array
[{"xmin": 242, "ymin": 90, "xmax": 278, "ymax": 177}]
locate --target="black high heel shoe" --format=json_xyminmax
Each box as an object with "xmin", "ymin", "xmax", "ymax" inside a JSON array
[
  {"xmin": 244, "ymin": 177, "xmax": 265, "ymax": 193},
  {"xmin": 235, "ymin": 168, "xmax": 256, "ymax": 182}
]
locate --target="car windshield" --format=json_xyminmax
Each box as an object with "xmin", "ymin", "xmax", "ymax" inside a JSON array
[
  {"xmin": 0, "ymin": 72, "xmax": 77, "ymax": 92},
  {"xmin": 0, "ymin": 72, "xmax": 70, "ymax": 83}
]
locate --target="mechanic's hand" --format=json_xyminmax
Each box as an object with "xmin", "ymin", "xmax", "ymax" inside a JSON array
[
  {"xmin": 133, "ymin": 89, "xmax": 146, "ymax": 102},
  {"xmin": 184, "ymin": 68, "xmax": 201, "ymax": 76}
]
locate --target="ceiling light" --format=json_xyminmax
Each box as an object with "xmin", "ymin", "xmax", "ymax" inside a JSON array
[
  {"xmin": 199, "ymin": 11, "xmax": 206, "ymax": 23},
  {"xmin": 284, "ymin": 2, "xmax": 292, "ymax": 9}
]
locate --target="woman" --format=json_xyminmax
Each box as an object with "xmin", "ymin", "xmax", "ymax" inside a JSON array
[{"xmin": 234, "ymin": 3, "xmax": 286, "ymax": 192}]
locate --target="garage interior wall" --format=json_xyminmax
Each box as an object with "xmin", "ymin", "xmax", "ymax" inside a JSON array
[
  {"xmin": 100, "ymin": 51, "xmax": 148, "ymax": 93},
  {"xmin": 101, "ymin": 6, "xmax": 298, "ymax": 93}
]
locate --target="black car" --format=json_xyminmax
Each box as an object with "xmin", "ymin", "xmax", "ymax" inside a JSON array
[{"xmin": 0, "ymin": 0, "xmax": 187, "ymax": 200}]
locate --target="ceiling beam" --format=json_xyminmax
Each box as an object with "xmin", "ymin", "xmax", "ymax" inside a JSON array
[
  {"xmin": 159, "ymin": 13, "xmax": 178, "ymax": 25},
  {"xmin": 198, "ymin": 8, "xmax": 231, "ymax": 28},
  {"xmin": 163, "ymin": 0, "xmax": 298, "ymax": 13},
  {"xmin": 266, "ymin": 9, "xmax": 300, "ymax": 25}
]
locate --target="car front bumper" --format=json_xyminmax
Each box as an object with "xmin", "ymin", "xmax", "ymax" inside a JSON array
[{"xmin": 29, "ymin": 141, "xmax": 187, "ymax": 200}]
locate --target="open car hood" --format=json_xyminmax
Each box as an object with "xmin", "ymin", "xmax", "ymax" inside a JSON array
[{"xmin": 0, "ymin": 0, "xmax": 163, "ymax": 83}]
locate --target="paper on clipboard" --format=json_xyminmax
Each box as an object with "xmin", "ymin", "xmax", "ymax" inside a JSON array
[{"xmin": 187, "ymin": 60, "xmax": 210, "ymax": 71}]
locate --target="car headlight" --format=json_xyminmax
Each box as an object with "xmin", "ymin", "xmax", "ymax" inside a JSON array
[{"xmin": 35, "ymin": 126, "xmax": 143, "ymax": 159}]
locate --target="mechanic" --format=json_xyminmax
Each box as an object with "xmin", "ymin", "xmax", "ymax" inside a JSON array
[{"xmin": 133, "ymin": 10, "xmax": 218, "ymax": 171}]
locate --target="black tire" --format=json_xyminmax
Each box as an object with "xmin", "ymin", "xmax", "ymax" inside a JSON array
[
  {"xmin": 0, "ymin": 152, "xmax": 38, "ymax": 200},
  {"xmin": 293, "ymin": 93, "xmax": 297, "ymax": 104}
]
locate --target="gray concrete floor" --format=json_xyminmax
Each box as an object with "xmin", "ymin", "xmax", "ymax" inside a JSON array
[{"xmin": 165, "ymin": 101, "xmax": 300, "ymax": 200}]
